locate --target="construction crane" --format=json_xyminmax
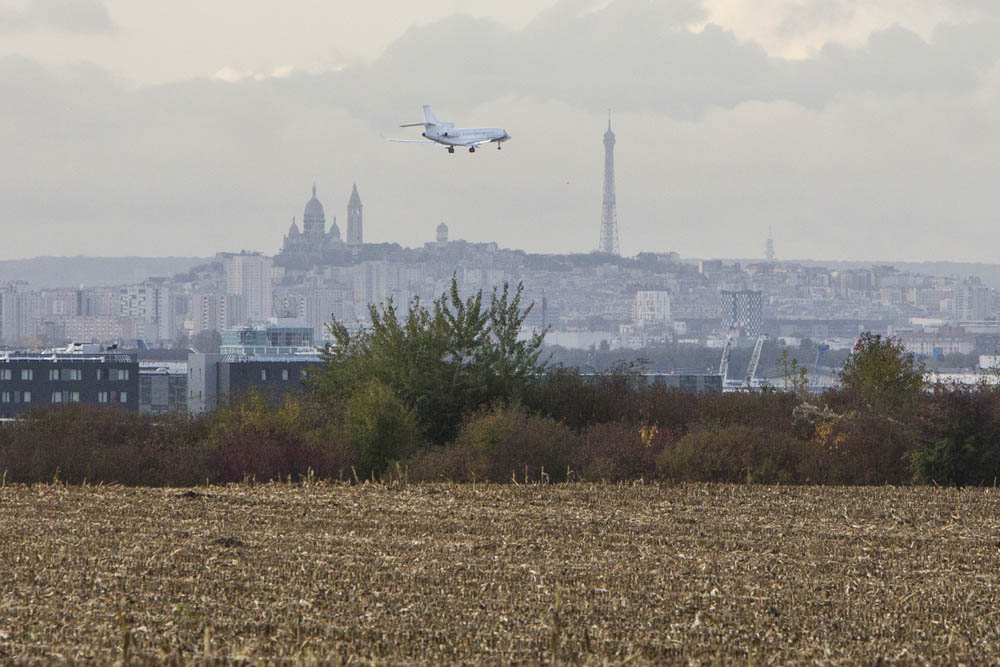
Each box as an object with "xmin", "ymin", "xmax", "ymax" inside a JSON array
[
  {"xmin": 744, "ymin": 334, "xmax": 768, "ymax": 388},
  {"xmin": 718, "ymin": 329, "xmax": 736, "ymax": 380},
  {"xmin": 811, "ymin": 343, "xmax": 830, "ymax": 391}
]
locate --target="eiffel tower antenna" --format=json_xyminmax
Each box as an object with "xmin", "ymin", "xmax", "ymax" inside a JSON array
[{"xmin": 599, "ymin": 110, "xmax": 620, "ymax": 255}]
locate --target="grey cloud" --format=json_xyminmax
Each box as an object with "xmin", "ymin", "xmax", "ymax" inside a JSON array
[
  {"xmin": 3, "ymin": 0, "xmax": 1000, "ymax": 261},
  {"xmin": 0, "ymin": 0, "xmax": 113, "ymax": 34},
  {"xmin": 314, "ymin": 0, "xmax": 1000, "ymax": 120},
  {"xmin": 789, "ymin": 25, "xmax": 984, "ymax": 106},
  {"xmin": 321, "ymin": 3, "xmax": 772, "ymax": 121},
  {"xmin": 777, "ymin": 1, "xmax": 856, "ymax": 37},
  {"xmin": 0, "ymin": 8, "xmax": 28, "ymax": 32}
]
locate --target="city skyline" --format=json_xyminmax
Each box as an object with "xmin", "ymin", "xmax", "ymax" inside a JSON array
[{"xmin": 2, "ymin": 1, "xmax": 1000, "ymax": 262}]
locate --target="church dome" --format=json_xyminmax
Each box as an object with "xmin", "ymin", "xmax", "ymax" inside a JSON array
[
  {"xmin": 304, "ymin": 195, "xmax": 324, "ymax": 221},
  {"xmin": 330, "ymin": 217, "xmax": 341, "ymax": 242},
  {"xmin": 302, "ymin": 184, "xmax": 325, "ymax": 236},
  {"xmin": 288, "ymin": 217, "xmax": 300, "ymax": 236}
]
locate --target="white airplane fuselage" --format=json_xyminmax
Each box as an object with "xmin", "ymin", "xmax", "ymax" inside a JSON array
[
  {"xmin": 423, "ymin": 125, "xmax": 510, "ymax": 147},
  {"xmin": 389, "ymin": 106, "xmax": 511, "ymax": 153}
]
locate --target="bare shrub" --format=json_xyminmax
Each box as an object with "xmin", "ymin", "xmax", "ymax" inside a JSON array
[
  {"xmin": 571, "ymin": 421, "xmax": 672, "ymax": 481},
  {"xmin": 0, "ymin": 405, "xmax": 209, "ymax": 485},
  {"xmin": 656, "ymin": 424, "xmax": 806, "ymax": 484},
  {"xmin": 526, "ymin": 366, "xmax": 641, "ymax": 431},
  {"xmin": 208, "ymin": 392, "xmax": 316, "ymax": 483},
  {"xmin": 407, "ymin": 405, "xmax": 580, "ymax": 482},
  {"xmin": 808, "ymin": 412, "xmax": 916, "ymax": 485},
  {"xmin": 694, "ymin": 390, "xmax": 799, "ymax": 433}
]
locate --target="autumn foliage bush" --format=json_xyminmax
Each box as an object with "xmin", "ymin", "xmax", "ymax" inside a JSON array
[
  {"xmin": 0, "ymin": 404, "xmax": 209, "ymax": 485},
  {"xmin": 206, "ymin": 392, "xmax": 318, "ymax": 483},
  {"xmin": 571, "ymin": 421, "xmax": 669, "ymax": 481},
  {"xmin": 407, "ymin": 405, "xmax": 579, "ymax": 483},
  {"xmin": 911, "ymin": 385, "xmax": 1000, "ymax": 486},
  {"xmin": 5, "ymin": 331, "xmax": 1000, "ymax": 487},
  {"xmin": 656, "ymin": 424, "xmax": 806, "ymax": 484}
]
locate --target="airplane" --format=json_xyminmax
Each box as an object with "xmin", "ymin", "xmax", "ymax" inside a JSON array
[{"xmin": 383, "ymin": 105, "xmax": 511, "ymax": 153}]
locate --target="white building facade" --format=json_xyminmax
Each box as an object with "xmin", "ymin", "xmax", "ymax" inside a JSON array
[
  {"xmin": 632, "ymin": 290, "xmax": 671, "ymax": 329},
  {"xmin": 223, "ymin": 252, "xmax": 274, "ymax": 324}
]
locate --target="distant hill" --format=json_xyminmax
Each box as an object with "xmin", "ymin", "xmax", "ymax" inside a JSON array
[
  {"xmin": 792, "ymin": 260, "xmax": 1000, "ymax": 289},
  {"xmin": 0, "ymin": 257, "xmax": 212, "ymax": 289},
  {"xmin": 721, "ymin": 258, "xmax": 1000, "ymax": 289},
  {"xmin": 7, "ymin": 254, "xmax": 1000, "ymax": 290}
]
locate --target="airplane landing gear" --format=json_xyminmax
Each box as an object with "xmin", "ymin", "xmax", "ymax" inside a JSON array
[
  {"xmin": 447, "ymin": 146, "xmax": 455, "ymax": 154},
  {"xmin": 469, "ymin": 146, "xmax": 476, "ymax": 153},
  {"xmin": 497, "ymin": 143, "xmax": 502, "ymax": 150}
]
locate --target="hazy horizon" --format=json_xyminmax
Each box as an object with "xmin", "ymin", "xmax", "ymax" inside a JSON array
[{"xmin": 2, "ymin": 0, "xmax": 999, "ymax": 262}]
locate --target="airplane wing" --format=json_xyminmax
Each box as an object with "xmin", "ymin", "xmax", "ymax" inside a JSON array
[
  {"xmin": 452, "ymin": 137, "xmax": 494, "ymax": 147},
  {"xmin": 380, "ymin": 133, "xmax": 435, "ymax": 145}
]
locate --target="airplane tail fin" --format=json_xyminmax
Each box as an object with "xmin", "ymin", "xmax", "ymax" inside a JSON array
[{"xmin": 400, "ymin": 106, "xmax": 447, "ymax": 129}]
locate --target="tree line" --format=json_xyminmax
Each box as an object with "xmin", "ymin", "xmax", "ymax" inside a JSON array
[{"xmin": 1, "ymin": 279, "xmax": 997, "ymax": 486}]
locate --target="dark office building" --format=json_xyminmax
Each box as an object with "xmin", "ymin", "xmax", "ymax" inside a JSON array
[
  {"xmin": 580, "ymin": 372, "xmax": 723, "ymax": 393},
  {"xmin": 0, "ymin": 349, "xmax": 138, "ymax": 417},
  {"xmin": 187, "ymin": 353, "xmax": 323, "ymax": 413},
  {"xmin": 139, "ymin": 363, "xmax": 188, "ymax": 414},
  {"xmin": 642, "ymin": 373, "xmax": 724, "ymax": 392}
]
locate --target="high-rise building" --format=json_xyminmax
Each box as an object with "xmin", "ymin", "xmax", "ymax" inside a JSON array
[
  {"xmin": 41, "ymin": 289, "xmax": 80, "ymax": 317},
  {"xmin": 222, "ymin": 252, "xmax": 274, "ymax": 323},
  {"xmin": 118, "ymin": 278, "xmax": 177, "ymax": 343},
  {"xmin": 347, "ymin": 183, "xmax": 363, "ymax": 245},
  {"xmin": 60, "ymin": 316, "xmax": 126, "ymax": 344},
  {"xmin": 436, "ymin": 221, "xmax": 449, "ymax": 244},
  {"xmin": 633, "ymin": 291, "xmax": 671, "ymax": 329},
  {"xmin": 765, "ymin": 228, "xmax": 775, "ymax": 262},
  {"xmin": 353, "ymin": 261, "xmax": 392, "ymax": 316},
  {"xmin": 952, "ymin": 281, "xmax": 992, "ymax": 321},
  {"xmin": 191, "ymin": 292, "xmax": 238, "ymax": 333},
  {"xmin": 0, "ymin": 281, "xmax": 38, "ymax": 345},
  {"xmin": 599, "ymin": 114, "xmax": 620, "ymax": 256},
  {"xmin": 720, "ymin": 290, "xmax": 763, "ymax": 338}
]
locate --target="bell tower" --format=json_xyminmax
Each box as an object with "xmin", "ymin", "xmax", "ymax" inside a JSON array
[{"xmin": 347, "ymin": 184, "xmax": 363, "ymax": 245}]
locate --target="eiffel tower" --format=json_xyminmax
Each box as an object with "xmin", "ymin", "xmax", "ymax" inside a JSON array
[{"xmin": 599, "ymin": 111, "xmax": 620, "ymax": 255}]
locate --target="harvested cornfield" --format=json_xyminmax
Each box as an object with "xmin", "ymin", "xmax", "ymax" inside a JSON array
[{"xmin": 1, "ymin": 483, "xmax": 999, "ymax": 664}]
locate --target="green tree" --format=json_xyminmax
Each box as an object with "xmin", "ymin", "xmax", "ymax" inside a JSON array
[
  {"xmin": 911, "ymin": 386, "xmax": 1000, "ymax": 486},
  {"xmin": 346, "ymin": 380, "xmax": 421, "ymax": 476},
  {"xmin": 206, "ymin": 391, "xmax": 313, "ymax": 482},
  {"xmin": 776, "ymin": 348, "xmax": 809, "ymax": 400},
  {"xmin": 191, "ymin": 329, "xmax": 222, "ymax": 353},
  {"xmin": 309, "ymin": 277, "xmax": 546, "ymax": 445},
  {"xmin": 172, "ymin": 329, "xmax": 191, "ymax": 350},
  {"xmin": 838, "ymin": 333, "xmax": 925, "ymax": 412}
]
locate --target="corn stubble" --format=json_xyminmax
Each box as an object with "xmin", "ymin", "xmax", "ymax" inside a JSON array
[{"xmin": 1, "ymin": 483, "xmax": 999, "ymax": 664}]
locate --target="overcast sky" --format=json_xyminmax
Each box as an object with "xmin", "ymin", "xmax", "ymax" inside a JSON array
[{"xmin": 1, "ymin": 0, "xmax": 998, "ymax": 262}]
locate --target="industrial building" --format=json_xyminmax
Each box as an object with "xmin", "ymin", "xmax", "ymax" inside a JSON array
[
  {"xmin": 0, "ymin": 344, "xmax": 138, "ymax": 417},
  {"xmin": 139, "ymin": 362, "xmax": 188, "ymax": 414},
  {"xmin": 188, "ymin": 318, "xmax": 323, "ymax": 413},
  {"xmin": 187, "ymin": 353, "xmax": 322, "ymax": 413}
]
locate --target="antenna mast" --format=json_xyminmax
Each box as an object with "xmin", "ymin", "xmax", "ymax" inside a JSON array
[{"xmin": 599, "ymin": 110, "xmax": 620, "ymax": 255}]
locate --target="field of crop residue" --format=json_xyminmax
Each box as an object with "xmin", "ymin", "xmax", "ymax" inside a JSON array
[{"xmin": 2, "ymin": 483, "xmax": 999, "ymax": 664}]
